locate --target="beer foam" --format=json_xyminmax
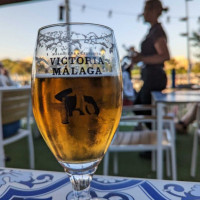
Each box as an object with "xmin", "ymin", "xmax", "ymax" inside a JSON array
[{"xmin": 35, "ymin": 72, "xmax": 119, "ymax": 78}]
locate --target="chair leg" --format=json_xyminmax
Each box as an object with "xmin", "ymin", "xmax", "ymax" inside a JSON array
[
  {"xmin": 169, "ymin": 120, "xmax": 177, "ymax": 180},
  {"xmin": 113, "ymin": 152, "xmax": 118, "ymax": 175},
  {"xmin": 0, "ymin": 147, "xmax": 5, "ymax": 167},
  {"xmin": 151, "ymin": 151, "xmax": 156, "ymax": 172},
  {"xmin": 171, "ymin": 144, "xmax": 177, "ymax": 180},
  {"xmin": 191, "ymin": 130, "xmax": 199, "ymax": 177},
  {"xmin": 103, "ymin": 152, "xmax": 110, "ymax": 175},
  {"xmin": 166, "ymin": 149, "xmax": 171, "ymax": 177},
  {"xmin": 28, "ymin": 133, "xmax": 35, "ymax": 169},
  {"xmin": 170, "ymin": 120, "xmax": 176, "ymax": 142}
]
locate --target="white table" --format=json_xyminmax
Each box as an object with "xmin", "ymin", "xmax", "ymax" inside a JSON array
[
  {"xmin": 152, "ymin": 90, "xmax": 200, "ymax": 180},
  {"xmin": 0, "ymin": 167, "xmax": 200, "ymax": 200}
]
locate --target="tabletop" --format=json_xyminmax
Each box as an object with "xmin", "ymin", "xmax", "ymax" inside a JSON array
[
  {"xmin": 152, "ymin": 90, "xmax": 200, "ymax": 104},
  {"xmin": 0, "ymin": 168, "xmax": 200, "ymax": 200}
]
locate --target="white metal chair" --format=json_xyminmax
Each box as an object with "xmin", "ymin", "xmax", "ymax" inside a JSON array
[
  {"xmin": 103, "ymin": 105, "xmax": 177, "ymax": 180},
  {"xmin": 0, "ymin": 86, "xmax": 34, "ymax": 168},
  {"xmin": 191, "ymin": 103, "xmax": 200, "ymax": 177}
]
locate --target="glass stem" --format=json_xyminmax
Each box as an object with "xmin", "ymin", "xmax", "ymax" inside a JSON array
[{"xmin": 69, "ymin": 174, "xmax": 93, "ymax": 200}]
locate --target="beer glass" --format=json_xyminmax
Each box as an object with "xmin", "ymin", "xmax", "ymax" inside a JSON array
[{"xmin": 32, "ymin": 23, "xmax": 122, "ymax": 199}]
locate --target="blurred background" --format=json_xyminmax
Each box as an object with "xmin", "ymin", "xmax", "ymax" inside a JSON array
[
  {"xmin": 0, "ymin": 0, "xmax": 200, "ymax": 87},
  {"xmin": 1, "ymin": 0, "xmax": 200, "ymax": 182}
]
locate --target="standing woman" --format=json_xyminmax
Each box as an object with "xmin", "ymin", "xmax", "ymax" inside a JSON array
[{"xmin": 133, "ymin": 0, "xmax": 170, "ymax": 106}]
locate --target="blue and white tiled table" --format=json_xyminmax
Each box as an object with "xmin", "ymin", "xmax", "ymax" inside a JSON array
[{"xmin": 0, "ymin": 168, "xmax": 199, "ymax": 200}]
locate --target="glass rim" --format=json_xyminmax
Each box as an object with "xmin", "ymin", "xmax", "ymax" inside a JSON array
[{"xmin": 38, "ymin": 22, "xmax": 114, "ymax": 33}]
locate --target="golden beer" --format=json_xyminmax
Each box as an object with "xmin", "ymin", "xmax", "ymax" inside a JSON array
[{"xmin": 32, "ymin": 75, "xmax": 122, "ymax": 163}]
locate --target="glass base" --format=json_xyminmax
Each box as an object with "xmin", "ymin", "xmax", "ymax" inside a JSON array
[
  {"xmin": 60, "ymin": 159, "xmax": 102, "ymax": 200},
  {"xmin": 66, "ymin": 190, "xmax": 107, "ymax": 200}
]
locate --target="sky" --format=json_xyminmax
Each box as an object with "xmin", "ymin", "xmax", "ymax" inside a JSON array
[{"xmin": 0, "ymin": 0, "xmax": 199, "ymax": 61}]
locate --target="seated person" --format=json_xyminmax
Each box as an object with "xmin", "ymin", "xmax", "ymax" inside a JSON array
[
  {"xmin": 0, "ymin": 62, "xmax": 17, "ymax": 87},
  {"xmin": 175, "ymin": 103, "xmax": 198, "ymax": 134},
  {"xmin": 3, "ymin": 121, "xmax": 20, "ymax": 138},
  {"xmin": 121, "ymin": 56, "xmax": 136, "ymax": 105},
  {"xmin": 0, "ymin": 62, "xmax": 20, "ymax": 138}
]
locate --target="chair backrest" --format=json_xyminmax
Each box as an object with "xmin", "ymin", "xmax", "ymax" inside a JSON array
[
  {"xmin": 112, "ymin": 104, "xmax": 174, "ymax": 147},
  {"xmin": 0, "ymin": 86, "xmax": 32, "ymax": 168},
  {"xmin": 1, "ymin": 87, "xmax": 31, "ymax": 124}
]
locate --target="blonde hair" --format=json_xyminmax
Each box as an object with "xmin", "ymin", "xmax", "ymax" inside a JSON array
[{"xmin": 146, "ymin": 0, "xmax": 169, "ymax": 16}]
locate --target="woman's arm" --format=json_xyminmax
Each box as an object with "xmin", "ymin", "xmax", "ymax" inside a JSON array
[{"xmin": 133, "ymin": 37, "xmax": 170, "ymax": 64}]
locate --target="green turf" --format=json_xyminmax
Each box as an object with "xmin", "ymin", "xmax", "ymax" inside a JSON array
[{"xmin": 4, "ymin": 130, "xmax": 200, "ymax": 182}]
